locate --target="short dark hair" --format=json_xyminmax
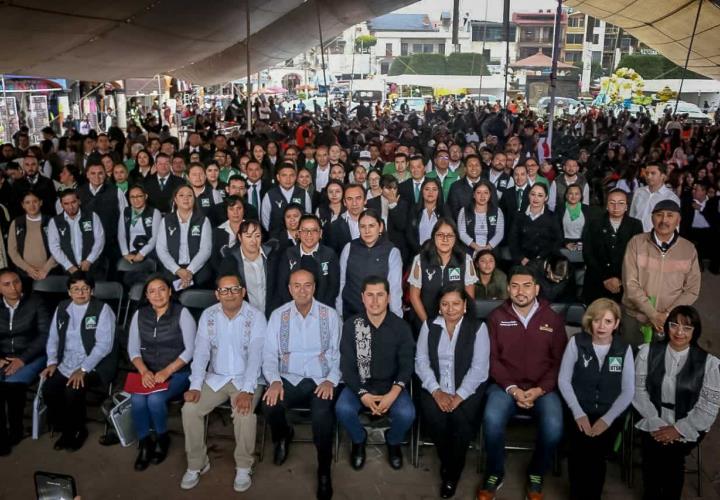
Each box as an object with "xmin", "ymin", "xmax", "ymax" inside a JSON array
[
  {"xmin": 646, "ymin": 162, "xmax": 667, "ymax": 175},
  {"xmin": 380, "ymin": 174, "xmax": 398, "ymax": 189},
  {"xmin": 59, "ymin": 188, "xmax": 79, "ymax": 201},
  {"xmin": 394, "ymin": 152, "xmax": 409, "ymax": 161},
  {"xmin": 67, "ymin": 271, "xmax": 95, "ymax": 290},
  {"xmin": 361, "ymin": 275, "xmax": 389, "ymax": 293},
  {"xmin": 215, "ymin": 272, "xmax": 245, "ymax": 289},
  {"xmin": 227, "ymin": 175, "xmax": 247, "ymax": 187},
  {"xmin": 289, "ymin": 265, "xmax": 318, "ymax": 286},
  {"xmin": 224, "ymin": 195, "xmax": 244, "ymax": 208},
  {"xmin": 507, "ymin": 265, "xmax": 537, "ymax": 284},
  {"xmin": 298, "ymin": 213, "xmax": 321, "ymax": 228},
  {"xmin": 0, "ymin": 267, "xmax": 19, "ymax": 281},
  {"xmin": 142, "ymin": 273, "xmax": 174, "ymax": 299},
  {"xmin": 238, "ymin": 219, "xmax": 262, "ymax": 236}
]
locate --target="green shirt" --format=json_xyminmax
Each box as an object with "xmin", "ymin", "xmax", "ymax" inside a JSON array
[
  {"xmin": 426, "ymin": 169, "xmax": 459, "ymax": 201},
  {"xmin": 219, "ymin": 167, "xmax": 241, "ymax": 184},
  {"xmin": 475, "ymin": 269, "xmax": 509, "ymax": 300}
]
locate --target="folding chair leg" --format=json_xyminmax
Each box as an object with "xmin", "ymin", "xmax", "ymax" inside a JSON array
[
  {"xmin": 334, "ymin": 423, "xmax": 340, "ymax": 463},
  {"xmin": 413, "ymin": 418, "xmax": 421, "ymax": 468},
  {"xmin": 258, "ymin": 418, "xmax": 267, "ymax": 462},
  {"xmin": 697, "ymin": 445, "xmax": 702, "ymax": 497}
]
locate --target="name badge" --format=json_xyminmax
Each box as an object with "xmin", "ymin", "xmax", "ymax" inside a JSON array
[
  {"xmin": 500, "ymin": 320, "xmax": 518, "ymax": 327},
  {"xmin": 539, "ymin": 323, "xmax": 554, "ymax": 333},
  {"xmin": 85, "ymin": 316, "xmax": 97, "ymax": 330},
  {"xmin": 448, "ymin": 267, "xmax": 461, "ymax": 281},
  {"xmin": 200, "ymin": 198, "xmax": 210, "ymax": 207},
  {"xmin": 608, "ymin": 357, "xmax": 623, "ymax": 373},
  {"xmin": 82, "ymin": 221, "xmax": 93, "ymax": 232},
  {"xmin": 191, "ymin": 225, "xmax": 201, "ymax": 237}
]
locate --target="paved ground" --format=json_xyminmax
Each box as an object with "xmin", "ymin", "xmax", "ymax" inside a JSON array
[{"xmin": 2, "ymin": 272, "xmax": 719, "ymax": 500}]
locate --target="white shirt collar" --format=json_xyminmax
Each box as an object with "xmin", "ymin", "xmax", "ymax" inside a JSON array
[
  {"xmin": 240, "ymin": 247, "xmax": 265, "ymax": 262},
  {"xmin": 26, "ymin": 214, "xmax": 42, "ymax": 222},
  {"xmin": 300, "ymin": 243, "xmax": 320, "ymax": 256},
  {"xmin": 3, "ymin": 297, "xmax": 20, "ymax": 311}
]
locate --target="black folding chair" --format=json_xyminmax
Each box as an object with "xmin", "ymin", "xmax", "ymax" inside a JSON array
[
  {"xmin": 32, "ymin": 275, "xmax": 69, "ymax": 294},
  {"xmin": 475, "ymin": 299, "xmax": 503, "ymax": 321},
  {"xmin": 178, "ymin": 289, "xmax": 218, "ymax": 320}
]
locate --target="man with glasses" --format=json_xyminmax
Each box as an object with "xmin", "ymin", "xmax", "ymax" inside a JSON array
[
  {"xmin": 180, "ymin": 273, "xmax": 267, "ymax": 492},
  {"xmin": 275, "ymin": 214, "xmax": 339, "ymax": 309},
  {"xmin": 426, "ymin": 149, "xmax": 459, "ymax": 202},
  {"xmin": 262, "ymin": 266, "xmax": 341, "ymax": 500},
  {"xmin": 41, "ymin": 272, "xmax": 116, "ymax": 452},
  {"xmin": 582, "ymin": 189, "xmax": 643, "ymax": 304}
]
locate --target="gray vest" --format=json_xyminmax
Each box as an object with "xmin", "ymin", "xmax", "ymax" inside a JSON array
[{"xmin": 342, "ymin": 238, "xmax": 393, "ymax": 317}]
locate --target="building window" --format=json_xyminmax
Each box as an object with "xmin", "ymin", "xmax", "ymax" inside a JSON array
[
  {"xmin": 564, "ymin": 51, "xmax": 582, "ymax": 63},
  {"xmin": 412, "ymin": 43, "xmax": 423, "ymax": 54},
  {"xmin": 472, "ymin": 24, "xmax": 516, "ymax": 41},
  {"xmin": 380, "ymin": 62, "xmax": 390, "ymax": 74},
  {"xmin": 568, "ymin": 16, "xmax": 585, "ymax": 28},
  {"xmin": 385, "ymin": 43, "xmax": 392, "ymax": 57},
  {"xmin": 438, "ymin": 43, "xmax": 445, "ymax": 54},
  {"xmin": 566, "ymin": 34, "xmax": 583, "ymax": 44},
  {"xmin": 401, "ymin": 43, "xmax": 408, "ymax": 56},
  {"xmin": 592, "ymin": 34, "xmax": 600, "ymax": 45},
  {"xmin": 620, "ymin": 37, "xmax": 632, "ymax": 50},
  {"xmin": 423, "ymin": 43, "xmax": 433, "ymax": 53}
]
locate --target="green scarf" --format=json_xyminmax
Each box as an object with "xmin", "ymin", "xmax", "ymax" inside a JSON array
[
  {"xmin": 130, "ymin": 208, "xmax": 142, "ymax": 226},
  {"xmin": 565, "ymin": 202, "xmax": 582, "ymax": 221},
  {"xmin": 116, "ymin": 181, "xmax": 129, "ymax": 193}
]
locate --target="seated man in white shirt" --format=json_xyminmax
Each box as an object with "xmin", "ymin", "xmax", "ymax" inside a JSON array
[
  {"xmin": 47, "ymin": 189, "xmax": 106, "ymax": 280},
  {"xmin": 262, "ymin": 266, "xmax": 341, "ymax": 500},
  {"xmin": 180, "ymin": 273, "xmax": 267, "ymax": 492},
  {"xmin": 41, "ymin": 272, "xmax": 116, "ymax": 452}
]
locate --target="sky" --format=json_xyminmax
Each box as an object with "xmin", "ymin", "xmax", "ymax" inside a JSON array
[{"xmin": 396, "ymin": 0, "xmax": 560, "ymax": 23}]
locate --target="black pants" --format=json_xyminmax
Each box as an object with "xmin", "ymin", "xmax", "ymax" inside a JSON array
[
  {"xmin": 162, "ymin": 263, "xmax": 213, "ymax": 290},
  {"xmin": 688, "ymin": 227, "xmax": 713, "ymax": 269},
  {"xmin": 641, "ymin": 431, "xmax": 698, "ymax": 500},
  {"xmin": 262, "ymin": 378, "xmax": 338, "ymax": 473},
  {"xmin": 43, "ymin": 370, "xmax": 101, "ymax": 436},
  {"xmin": 0, "ymin": 382, "xmax": 28, "ymax": 442},
  {"xmin": 567, "ymin": 415, "xmax": 622, "ymax": 500},
  {"xmin": 420, "ymin": 390, "xmax": 481, "ymax": 483}
]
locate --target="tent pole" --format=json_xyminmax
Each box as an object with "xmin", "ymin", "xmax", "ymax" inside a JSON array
[
  {"xmin": 246, "ymin": 0, "xmax": 252, "ymax": 131},
  {"xmin": 315, "ymin": 0, "xmax": 330, "ymax": 120},
  {"xmin": 675, "ymin": 0, "xmax": 703, "ymax": 115},
  {"xmin": 1, "ymin": 74, "xmax": 8, "ymax": 117},
  {"xmin": 479, "ymin": 0, "xmax": 489, "ymax": 97},
  {"xmin": 502, "ymin": 0, "xmax": 510, "ymax": 105},
  {"xmin": 546, "ymin": 0, "xmax": 563, "ymax": 152}
]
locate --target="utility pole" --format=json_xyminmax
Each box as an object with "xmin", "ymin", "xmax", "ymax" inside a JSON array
[{"xmin": 546, "ymin": 0, "xmax": 563, "ymax": 151}]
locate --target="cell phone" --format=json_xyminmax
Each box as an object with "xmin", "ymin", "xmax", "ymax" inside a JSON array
[{"xmin": 35, "ymin": 471, "xmax": 77, "ymax": 500}]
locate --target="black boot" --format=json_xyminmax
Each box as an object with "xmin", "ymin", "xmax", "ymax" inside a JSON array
[
  {"xmin": 6, "ymin": 383, "xmax": 27, "ymax": 446},
  {"xmin": 67, "ymin": 426, "xmax": 88, "ymax": 452},
  {"xmin": 350, "ymin": 430, "xmax": 367, "ymax": 470},
  {"xmin": 273, "ymin": 426, "xmax": 294, "ymax": 466},
  {"xmin": 134, "ymin": 436, "xmax": 154, "ymax": 471},
  {"xmin": 384, "ymin": 429, "xmax": 403, "ymax": 469},
  {"xmin": 150, "ymin": 432, "xmax": 170, "ymax": 465}
]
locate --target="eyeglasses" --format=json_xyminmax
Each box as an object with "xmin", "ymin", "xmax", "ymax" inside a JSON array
[
  {"xmin": 217, "ymin": 285, "xmax": 243, "ymax": 295},
  {"xmin": 607, "ymin": 201, "xmax": 627, "ymax": 206},
  {"xmin": 435, "ymin": 232, "xmax": 456, "ymax": 241},
  {"xmin": 69, "ymin": 286, "xmax": 91, "ymax": 293},
  {"xmin": 668, "ymin": 322, "xmax": 694, "ymax": 334},
  {"xmin": 299, "ymin": 228, "xmax": 320, "ymax": 234}
]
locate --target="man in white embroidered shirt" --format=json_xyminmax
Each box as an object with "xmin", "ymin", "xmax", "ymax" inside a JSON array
[
  {"xmin": 180, "ymin": 273, "xmax": 267, "ymax": 493},
  {"xmin": 262, "ymin": 266, "xmax": 341, "ymax": 500}
]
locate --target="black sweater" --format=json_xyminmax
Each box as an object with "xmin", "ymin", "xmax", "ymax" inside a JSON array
[{"xmin": 0, "ymin": 294, "xmax": 51, "ymax": 363}]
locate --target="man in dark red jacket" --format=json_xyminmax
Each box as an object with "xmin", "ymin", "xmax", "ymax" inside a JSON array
[{"xmin": 476, "ymin": 266, "xmax": 567, "ymax": 500}]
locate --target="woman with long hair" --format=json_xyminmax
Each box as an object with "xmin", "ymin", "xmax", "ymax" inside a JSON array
[{"xmin": 457, "ymin": 179, "xmax": 505, "ymax": 254}]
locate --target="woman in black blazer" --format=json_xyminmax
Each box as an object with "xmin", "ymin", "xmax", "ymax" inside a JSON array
[
  {"xmin": 555, "ymin": 183, "xmax": 592, "ymax": 251},
  {"xmin": 406, "ymin": 178, "xmax": 449, "ymax": 257},
  {"xmin": 507, "ymin": 183, "xmax": 562, "ymax": 269}
]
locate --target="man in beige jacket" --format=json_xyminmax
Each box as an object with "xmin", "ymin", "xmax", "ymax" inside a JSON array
[{"xmin": 621, "ymin": 199, "xmax": 701, "ymax": 346}]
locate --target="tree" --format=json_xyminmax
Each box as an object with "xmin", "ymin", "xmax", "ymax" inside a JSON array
[
  {"xmin": 616, "ymin": 54, "xmax": 708, "ymax": 80},
  {"xmin": 354, "ymin": 35, "xmax": 377, "ymax": 54},
  {"xmin": 388, "ymin": 53, "xmax": 489, "ymax": 76}
]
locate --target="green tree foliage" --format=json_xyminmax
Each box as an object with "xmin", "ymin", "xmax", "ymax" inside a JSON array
[
  {"xmin": 354, "ymin": 35, "xmax": 377, "ymax": 54},
  {"xmin": 617, "ymin": 54, "xmax": 708, "ymax": 80},
  {"xmin": 388, "ymin": 53, "xmax": 490, "ymax": 76}
]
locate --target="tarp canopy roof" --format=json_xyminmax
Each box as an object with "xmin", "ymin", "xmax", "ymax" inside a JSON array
[
  {"xmin": 566, "ymin": 0, "xmax": 720, "ymax": 80},
  {"xmin": 0, "ymin": 0, "xmax": 414, "ymax": 85},
  {"xmin": 510, "ymin": 52, "xmax": 576, "ymax": 69}
]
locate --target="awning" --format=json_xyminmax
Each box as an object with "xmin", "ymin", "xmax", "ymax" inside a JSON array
[
  {"xmin": 510, "ymin": 52, "xmax": 576, "ymax": 69},
  {"xmin": 0, "ymin": 0, "xmax": 414, "ymax": 85},
  {"xmin": 565, "ymin": 0, "xmax": 720, "ymax": 80}
]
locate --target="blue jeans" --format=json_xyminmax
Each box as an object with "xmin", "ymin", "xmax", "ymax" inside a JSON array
[
  {"xmin": 335, "ymin": 387, "xmax": 415, "ymax": 446},
  {"xmin": 130, "ymin": 369, "xmax": 190, "ymax": 439},
  {"xmin": 0, "ymin": 356, "xmax": 46, "ymax": 384},
  {"xmin": 482, "ymin": 384, "xmax": 563, "ymax": 477}
]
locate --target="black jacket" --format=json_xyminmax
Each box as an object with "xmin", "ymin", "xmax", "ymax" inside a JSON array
[
  {"xmin": 405, "ymin": 204, "xmax": 450, "ymax": 257},
  {"xmin": 366, "ymin": 196, "xmax": 411, "ymax": 265},
  {"xmin": 500, "ymin": 185, "xmax": 531, "ymax": 232},
  {"xmin": 274, "ymin": 244, "xmax": 340, "ymax": 309},
  {"xmin": 11, "ymin": 176, "xmax": 57, "ymax": 218},
  {"xmin": 323, "ymin": 216, "xmax": 354, "ymax": 256},
  {"xmin": 508, "ymin": 209, "xmax": 562, "ymax": 263},
  {"xmin": 0, "ymin": 294, "xmax": 51, "ymax": 363},
  {"xmin": 143, "ymin": 174, "xmax": 186, "ymax": 213},
  {"xmin": 582, "ymin": 213, "xmax": 643, "ymax": 303}
]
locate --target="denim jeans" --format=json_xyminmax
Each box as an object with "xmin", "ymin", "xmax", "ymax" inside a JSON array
[
  {"xmin": 0, "ymin": 356, "xmax": 46, "ymax": 384},
  {"xmin": 482, "ymin": 384, "xmax": 563, "ymax": 477},
  {"xmin": 335, "ymin": 387, "xmax": 415, "ymax": 446},
  {"xmin": 130, "ymin": 369, "xmax": 190, "ymax": 439}
]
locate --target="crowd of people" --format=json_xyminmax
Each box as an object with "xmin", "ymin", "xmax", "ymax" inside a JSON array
[{"xmin": 0, "ymin": 94, "xmax": 719, "ymax": 500}]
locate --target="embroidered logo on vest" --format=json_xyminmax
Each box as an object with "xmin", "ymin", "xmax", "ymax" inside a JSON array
[
  {"xmin": 539, "ymin": 323, "xmax": 554, "ymax": 333},
  {"xmin": 168, "ymin": 225, "xmax": 177, "ymax": 236},
  {"xmin": 582, "ymin": 353, "xmax": 593, "ymax": 368},
  {"xmin": 448, "ymin": 267, "xmax": 461, "ymax": 281},
  {"xmin": 425, "ymin": 268, "xmax": 436, "ymax": 281},
  {"xmin": 608, "ymin": 356, "xmax": 623, "ymax": 373},
  {"xmin": 191, "ymin": 225, "xmax": 201, "ymax": 236},
  {"xmin": 291, "ymin": 197, "xmax": 302, "ymax": 205},
  {"xmin": 59, "ymin": 227, "xmax": 66, "ymax": 237},
  {"xmin": 144, "ymin": 217, "xmax": 153, "ymax": 226},
  {"xmin": 200, "ymin": 198, "xmax": 210, "ymax": 207},
  {"xmin": 85, "ymin": 316, "xmax": 97, "ymax": 330},
  {"xmin": 289, "ymin": 259, "xmax": 297, "ymax": 270},
  {"xmin": 82, "ymin": 221, "xmax": 92, "ymax": 232},
  {"xmin": 275, "ymin": 200, "xmax": 283, "ymax": 208},
  {"xmin": 321, "ymin": 261, "xmax": 329, "ymax": 275}
]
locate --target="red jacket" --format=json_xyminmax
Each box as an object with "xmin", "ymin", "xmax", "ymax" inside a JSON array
[{"xmin": 487, "ymin": 299, "xmax": 567, "ymax": 393}]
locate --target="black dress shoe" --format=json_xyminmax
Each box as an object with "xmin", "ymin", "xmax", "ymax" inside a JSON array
[
  {"xmin": 134, "ymin": 436, "xmax": 154, "ymax": 471},
  {"xmin": 350, "ymin": 436, "xmax": 367, "ymax": 470},
  {"xmin": 440, "ymin": 480, "xmax": 457, "ymax": 498},
  {"xmin": 67, "ymin": 427, "xmax": 88, "ymax": 452},
  {"xmin": 316, "ymin": 473, "xmax": 333, "ymax": 500},
  {"xmin": 150, "ymin": 433, "xmax": 170, "ymax": 465},
  {"xmin": 273, "ymin": 427, "xmax": 294, "ymax": 466},
  {"xmin": 384, "ymin": 430, "xmax": 403, "ymax": 470},
  {"xmin": 98, "ymin": 432, "xmax": 121, "ymax": 446},
  {"xmin": 53, "ymin": 433, "xmax": 71, "ymax": 451}
]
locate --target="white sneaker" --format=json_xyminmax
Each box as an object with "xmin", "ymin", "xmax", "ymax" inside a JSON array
[
  {"xmin": 180, "ymin": 462, "xmax": 210, "ymax": 490},
  {"xmin": 233, "ymin": 467, "xmax": 252, "ymax": 492}
]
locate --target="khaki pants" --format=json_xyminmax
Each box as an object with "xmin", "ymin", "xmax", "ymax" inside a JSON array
[{"xmin": 182, "ymin": 382, "xmax": 261, "ymax": 471}]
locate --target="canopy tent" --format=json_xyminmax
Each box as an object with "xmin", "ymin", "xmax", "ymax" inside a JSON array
[
  {"xmin": 510, "ymin": 52, "xmax": 576, "ymax": 69},
  {"xmin": 386, "ymin": 74, "xmax": 509, "ymax": 91},
  {"xmin": 0, "ymin": 0, "xmax": 414, "ymax": 85},
  {"xmin": 565, "ymin": 0, "xmax": 720, "ymax": 80}
]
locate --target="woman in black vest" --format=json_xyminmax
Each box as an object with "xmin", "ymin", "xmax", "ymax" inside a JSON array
[
  {"xmin": 406, "ymin": 178, "xmax": 448, "ymax": 257},
  {"xmin": 6, "ymin": 191, "xmax": 56, "ymax": 283},
  {"xmin": 633, "ymin": 305, "xmax": 720, "ymax": 500},
  {"xmin": 127, "ymin": 274, "xmax": 196, "ymax": 470},
  {"xmin": 118, "ymin": 185, "xmax": 161, "ymax": 286},
  {"xmin": 315, "ymin": 180, "xmax": 345, "ymax": 229},
  {"xmin": 415, "ymin": 284, "xmax": 489, "ymax": 498},
  {"xmin": 155, "ymin": 185, "xmax": 213, "ymax": 289},
  {"xmin": 270, "ymin": 203, "xmax": 301, "ymax": 255},
  {"xmin": 457, "ymin": 179, "xmax": 505, "ymax": 254},
  {"xmin": 408, "ymin": 217, "xmax": 477, "ymax": 330},
  {"xmin": 558, "ymin": 298, "xmax": 634, "ymax": 500},
  {"xmin": 507, "ymin": 183, "xmax": 562, "ymax": 270},
  {"xmin": 337, "ymin": 209, "xmax": 403, "ymax": 319},
  {"xmin": 41, "ymin": 272, "xmax": 117, "ymax": 451}
]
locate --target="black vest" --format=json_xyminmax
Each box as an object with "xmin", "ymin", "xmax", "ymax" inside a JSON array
[
  {"xmin": 137, "ymin": 302, "xmax": 185, "ymax": 373},
  {"xmin": 78, "ymin": 183, "xmax": 121, "ymax": 233},
  {"xmin": 267, "ymin": 186, "xmax": 306, "ymax": 232},
  {"xmin": 196, "ymin": 186, "xmax": 220, "ymax": 212},
  {"xmin": 428, "ymin": 317, "xmax": 480, "ymax": 393},
  {"xmin": 492, "ymin": 171, "xmax": 512, "ymax": 195},
  {"xmin": 462, "ymin": 205, "xmax": 499, "ymax": 247},
  {"xmin": 571, "ymin": 332, "xmax": 628, "ymax": 418},
  {"xmin": 14, "ymin": 214, "xmax": 50, "ymax": 256},
  {"xmin": 56, "ymin": 298, "xmax": 116, "ymax": 384},
  {"xmin": 53, "ymin": 211, "xmax": 96, "ymax": 267},
  {"xmin": 342, "ymin": 238, "xmax": 394, "ymax": 317},
  {"xmin": 123, "ymin": 206, "xmax": 155, "ymax": 252},
  {"xmin": 647, "ymin": 342, "xmax": 708, "ymax": 421},
  {"xmin": 419, "ymin": 252, "xmax": 466, "ymax": 321},
  {"xmin": 554, "ymin": 173, "xmax": 587, "ymax": 207},
  {"xmin": 163, "ymin": 211, "xmax": 205, "ymax": 265}
]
